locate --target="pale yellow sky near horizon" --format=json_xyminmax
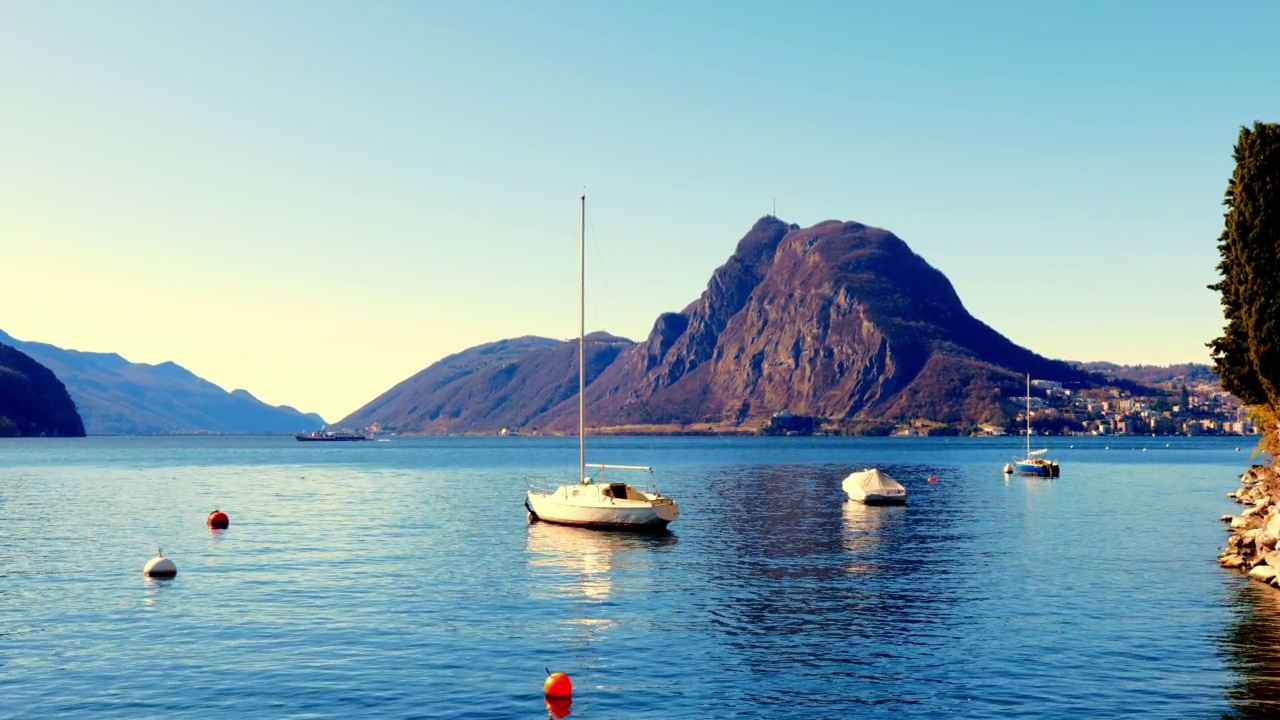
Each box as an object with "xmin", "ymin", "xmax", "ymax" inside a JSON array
[{"xmin": 2, "ymin": 236, "xmax": 599, "ymax": 422}]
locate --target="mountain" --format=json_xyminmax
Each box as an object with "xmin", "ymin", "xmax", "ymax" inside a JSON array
[
  {"xmin": 0, "ymin": 330, "xmax": 325, "ymax": 435},
  {"xmin": 572, "ymin": 217, "xmax": 1105, "ymax": 430},
  {"xmin": 0, "ymin": 342, "xmax": 85, "ymax": 437},
  {"xmin": 347, "ymin": 216, "xmax": 1129, "ymax": 434},
  {"xmin": 338, "ymin": 334, "xmax": 632, "ymax": 433}
]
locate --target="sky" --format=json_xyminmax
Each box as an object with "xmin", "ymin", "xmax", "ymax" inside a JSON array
[{"xmin": 2, "ymin": 1, "xmax": 1278, "ymax": 423}]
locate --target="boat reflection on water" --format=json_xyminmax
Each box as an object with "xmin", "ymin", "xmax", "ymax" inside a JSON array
[
  {"xmin": 545, "ymin": 696, "xmax": 572, "ymax": 719},
  {"xmin": 1224, "ymin": 580, "xmax": 1280, "ymax": 719},
  {"xmin": 841, "ymin": 500, "xmax": 904, "ymax": 575},
  {"xmin": 525, "ymin": 523, "xmax": 677, "ymax": 602}
]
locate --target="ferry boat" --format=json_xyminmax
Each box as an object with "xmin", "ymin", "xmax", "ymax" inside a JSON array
[{"xmin": 295, "ymin": 430, "xmax": 369, "ymax": 442}]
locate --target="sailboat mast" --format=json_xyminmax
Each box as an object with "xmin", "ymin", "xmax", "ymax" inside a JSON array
[
  {"xmin": 579, "ymin": 194, "xmax": 586, "ymax": 482},
  {"xmin": 1025, "ymin": 373, "xmax": 1031, "ymax": 455}
]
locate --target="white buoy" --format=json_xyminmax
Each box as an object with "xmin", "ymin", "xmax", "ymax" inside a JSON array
[{"xmin": 143, "ymin": 548, "xmax": 177, "ymax": 578}]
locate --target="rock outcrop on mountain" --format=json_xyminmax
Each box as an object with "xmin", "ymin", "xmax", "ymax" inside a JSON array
[
  {"xmin": 0, "ymin": 342, "xmax": 85, "ymax": 437},
  {"xmin": 350, "ymin": 216, "xmax": 1116, "ymax": 434},
  {"xmin": 0, "ymin": 330, "xmax": 324, "ymax": 435},
  {"xmin": 338, "ymin": 334, "xmax": 633, "ymax": 434}
]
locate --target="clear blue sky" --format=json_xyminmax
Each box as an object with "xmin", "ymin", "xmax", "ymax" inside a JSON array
[{"xmin": 2, "ymin": 1, "xmax": 1277, "ymax": 422}]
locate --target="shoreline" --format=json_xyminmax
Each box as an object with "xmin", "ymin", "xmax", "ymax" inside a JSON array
[{"xmin": 1218, "ymin": 463, "xmax": 1280, "ymax": 587}]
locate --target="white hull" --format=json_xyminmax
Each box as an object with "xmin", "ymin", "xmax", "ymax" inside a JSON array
[{"xmin": 526, "ymin": 484, "xmax": 678, "ymax": 530}]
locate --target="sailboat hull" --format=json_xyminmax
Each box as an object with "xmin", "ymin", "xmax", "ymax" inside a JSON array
[
  {"xmin": 526, "ymin": 490, "xmax": 678, "ymax": 530},
  {"xmin": 1014, "ymin": 459, "xmax": 1060, "ymax": 477}
]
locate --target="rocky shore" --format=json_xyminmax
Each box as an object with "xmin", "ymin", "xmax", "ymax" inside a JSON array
[{"xmin": 1218, "ymin": 464, "xmax": 1280, "ymax": 586}]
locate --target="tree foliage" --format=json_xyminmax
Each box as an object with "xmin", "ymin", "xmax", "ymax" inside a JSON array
[{"xmin": 1209, "ymin": 122, "xmax": 1280, "ymax": 413}]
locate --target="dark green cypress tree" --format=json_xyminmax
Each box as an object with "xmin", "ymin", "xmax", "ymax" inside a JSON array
[{"xmin": 1209, "ymin": 122, "xmax": 1280, "ymax": 411}]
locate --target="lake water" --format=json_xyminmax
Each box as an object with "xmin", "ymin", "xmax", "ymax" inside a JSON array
[{"xmin": 1, "ymin": 435, "xmax": 1276, "ymax": 719}]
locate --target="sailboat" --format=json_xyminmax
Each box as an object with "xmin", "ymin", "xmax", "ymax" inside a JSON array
[
  {"xmin": 1007, "ymin": 373, "xmax": 1060, "ymax": 477},
  {"xmin": 524, "ymin": 195, "xmax": 680, "ymax": 530}
]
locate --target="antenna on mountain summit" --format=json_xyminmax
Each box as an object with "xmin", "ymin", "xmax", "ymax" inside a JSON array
[{"xmin": 772, "ymin": 197, "xmax": 776, "ymax": 217}]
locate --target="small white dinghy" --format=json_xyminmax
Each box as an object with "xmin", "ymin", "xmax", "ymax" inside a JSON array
[{"xmin": 842, "ymin": 468, "xmax": 908, "ymax": 505}]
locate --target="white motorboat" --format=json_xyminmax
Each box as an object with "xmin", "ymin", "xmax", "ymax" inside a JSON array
[
  {"xmin": 524, "ymin": 195, "xmax": 680, "ymax": 531},
  {"xmin": 842, "ymin": 468, "xmax": 908, "ymax": 505}
]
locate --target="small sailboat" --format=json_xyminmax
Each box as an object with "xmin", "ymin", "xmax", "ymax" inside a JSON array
[
  {"xmin": 524, "ymin": 195, "xmax": 680, "ymax": 531},
  {"xmin": 1010, "ymin": 374, "xmax": 1060, "ymax": 477}
]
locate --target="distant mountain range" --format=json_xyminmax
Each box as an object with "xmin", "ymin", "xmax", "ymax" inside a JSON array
[
  {"xmin": 0, "ymin": 330, "xmax": 324, "ymax": 435},
  {"xmin": 0, "ymin": 341, "xmax": 84, "ymax": 437},
  {"xmin": 340, "ymin": 216, "xmax": 1152, "ymax": 434}
]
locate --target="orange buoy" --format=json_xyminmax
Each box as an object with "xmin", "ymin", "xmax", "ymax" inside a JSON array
[
  {"xmin": 544, "ymin": 668, "xmax": 573, "ymax": 698},
  {"xmin": 207, "ymin": 509, "xmax": 229, "ymax": 529},
  {"xmin": 927, "ymin": 476, "xmax": 937, "ymax": 483}
]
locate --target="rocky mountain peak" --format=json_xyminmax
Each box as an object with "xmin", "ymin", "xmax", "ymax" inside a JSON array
[{"xmin": 583, "ymin": 216, "xmax": 1093, "ymax": 429}]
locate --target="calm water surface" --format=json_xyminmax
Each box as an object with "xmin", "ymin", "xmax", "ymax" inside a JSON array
[{"xmin": 1, "ymin": 435, "xmax": 1276, "ymax": 718}]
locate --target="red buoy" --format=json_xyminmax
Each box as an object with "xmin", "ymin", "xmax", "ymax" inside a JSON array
[
  {"xmin": 927, "ymin": 476, "xmax": 937, "ymax": 483},
  {"xmin": 544, "ymin": 669, "xmax": 573, "ymax": 698},
  {"xmin": 207, "ymin": 509, "xmax": 230, "ymax": 529}
]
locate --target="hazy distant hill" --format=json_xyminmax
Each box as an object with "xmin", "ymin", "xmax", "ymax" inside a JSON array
[
  {"xmin": 338, "ymin": 334, "xmax": 632, "ymax": 433},
  {"xmin": 0, "ymin": 330, "xmax": 324, "ymax": 435},
  {"xmin": 0, "ymin": 342, "xmax": 85, "ymax": 437},
  {"xmin": 1073, "ymin": 361, "xmax": 1216, "ymax": 386},
  {"xmin": 348, "ymin": 216, "xmax": 1147, "ymax": 434}
]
